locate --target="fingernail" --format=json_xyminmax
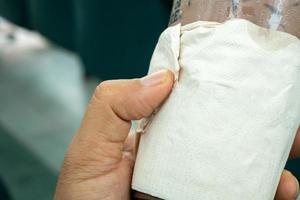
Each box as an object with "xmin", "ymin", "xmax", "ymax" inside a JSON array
[
  {"xmin": 295, "ymin": 177, "xmax": 299, "ymax": 199},
  {"xmin": 141, "ymin": 70, "xmax": 168, "ymax": 87},
  {"xmin": 288, "ymin": 171, "xmax": 300, "ymax": 199}
]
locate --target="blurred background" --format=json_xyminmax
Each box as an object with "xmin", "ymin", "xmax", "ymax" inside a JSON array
[
  {"xmin": 0, "ymin": 1, "xmax": 299, "ymax": 200},
  {"xmin": 0, "ymin": 0, "xmax": 171, "ymax": 199}
]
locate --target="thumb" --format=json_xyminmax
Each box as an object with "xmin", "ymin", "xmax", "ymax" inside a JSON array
[
  {"xmin": 82, "ymin": 69, "xmax": 174, "ymax": 142},
  {"xmin": 62, "ymin": 69, "xmax": 174, "ymax": 174}
]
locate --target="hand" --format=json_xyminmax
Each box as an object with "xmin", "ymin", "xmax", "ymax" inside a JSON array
[
  {"xmin": 54, "ymin": 70, "xmax": 174, "ymax": 200},
  {"xmin": 275, "ymin": 127, "xmax": 300, "ymax": 200},
  {"xmin": 54, "ymin": 69, "xmax": 299, "ymax": 200}
]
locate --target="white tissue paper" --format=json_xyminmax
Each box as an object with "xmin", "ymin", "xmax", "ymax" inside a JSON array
[{"xmin": 132, "ymin": 19, "xmax": 300, "ymax": 200}]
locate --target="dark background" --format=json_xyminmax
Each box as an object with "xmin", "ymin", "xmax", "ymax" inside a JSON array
[{"xmin": 0, "ymin": 0, "xmax": 172, "ymax": 79}]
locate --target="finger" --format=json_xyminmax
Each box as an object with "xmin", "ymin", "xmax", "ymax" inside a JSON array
[
  {"xmin": 65, "ymin": 69, "xmax": 174, "ymax": 171},
  {"xmin": 290, "ymin": 127, "xmax": 300, "ymax": 159},
  {"xmin": 275, "ymin": 170, "xmax": 299, "ymax": 200},
  {"xmin": 80, "ymin": 69, "xmax": 174, "ymax": 143}
]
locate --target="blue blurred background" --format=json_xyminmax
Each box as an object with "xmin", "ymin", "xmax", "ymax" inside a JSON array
[{"xmin": 0, "ymin": 1, "xmax": 299, "ymax": 200}]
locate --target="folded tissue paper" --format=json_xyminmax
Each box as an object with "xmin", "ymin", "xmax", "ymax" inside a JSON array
[{"xmin": 132, "ymin": 19, "xmax": 300, "ymax": 200}]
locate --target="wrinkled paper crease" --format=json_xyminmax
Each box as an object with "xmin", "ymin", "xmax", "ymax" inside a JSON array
[{"xmin": 133, "ymin": 19, "xmax": 300, "ymax": 200}]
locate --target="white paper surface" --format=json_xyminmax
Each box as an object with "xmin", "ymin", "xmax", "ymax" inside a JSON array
[{"xmin": 132, "ymin": 19, "xmax": 300, "ymax": 200}]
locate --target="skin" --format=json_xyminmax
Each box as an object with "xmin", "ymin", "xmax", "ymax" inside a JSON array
[{"xmin": 54, "ymin": 70, "xmax": 300, "ymax": 200}]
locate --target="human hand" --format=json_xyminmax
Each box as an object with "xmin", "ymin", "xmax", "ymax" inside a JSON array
[
  {"xmin": 54, "ymin": 70, "xmax": 174, "ymax": 200},
  {"xmin": 275, "ymin": 127, "xmax": 300, "ymax": 200},
  {"xmin": 54, "ymin": 68, "xmax": 299, "ymax": 200}
]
